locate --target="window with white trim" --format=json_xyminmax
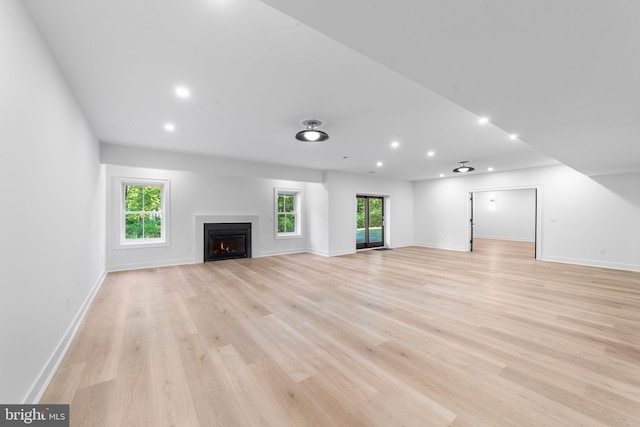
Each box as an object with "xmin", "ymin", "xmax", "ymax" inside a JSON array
[
  {"xmin": 117, "ymin": 178, "xmax": 170, "ymax": 247},
  {"xmin": 275, "ymin": 188, "xmax": 302, "ymax": 238}
]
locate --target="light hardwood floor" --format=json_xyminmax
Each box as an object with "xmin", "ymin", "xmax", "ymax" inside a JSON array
[{"xmin": 41, "ymin": 239, "xmax": 640, "ymax": 426}]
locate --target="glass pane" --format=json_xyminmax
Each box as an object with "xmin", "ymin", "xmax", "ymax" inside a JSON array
[
  {"xmin": 369, "ymin": 198, "xmax": 383, "ymax": 243},
  {"xmin": 356, "ymin": 197, "xmax": 366, "ymax": 243},
  {"xmin": 277, "ymin": 214, "xmax": 285, "ymax": 233},
  {"xmin": 143, "ymin": 214, "xmax": 162, "ymax": 238},
  {"xmin": 284, "ymin": 195, "xmax": 294, "ymax": 212},
  {"xmin": 285, "ymin": 214, "xmax": 296, "ymax": 233},
  {"xmin": 277, "ymin": 195, "xmax": 284, "ymax": 212},
  {"xmin": 125, "ymin": 214, "xmax": 144, "ymax": 239},
  {"xmin": 143, "ymin": 186, "xmax": 161, "ymax": 211},
  {"xmin": 125, "ymin": 185, "xmax": 143, "ymax": 211}
]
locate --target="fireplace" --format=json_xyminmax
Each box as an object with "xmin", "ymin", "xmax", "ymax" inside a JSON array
[{"xmin": 204, "ymin": 223, "xmax": 252, "ymax": 262}]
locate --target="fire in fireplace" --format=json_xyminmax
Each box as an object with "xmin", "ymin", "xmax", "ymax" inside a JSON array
[{"xmin": 204, "ymin": 223, "xmax": 251, "ymax": 262}]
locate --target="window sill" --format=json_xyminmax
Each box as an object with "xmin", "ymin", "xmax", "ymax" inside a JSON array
[
  {"xmin": 276, "ymin": 233, "xmax": 302, "ymax": 240},
  {"xmin": 116, "ymin": 240, "xmax": 169, "ymax": 249}
]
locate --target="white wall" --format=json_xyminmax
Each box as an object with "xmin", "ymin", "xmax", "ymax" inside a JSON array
[
  {"xmin": 414, "ymin": 165, "xmax": 640, "ymax": 271},
  {"xmin": 102, "ymin": 144, "xmax": 323, "ymax": 270},
  {"xmin": 0, "ymin": 0, "xmax": 105, "ymax": 403},
  {"xmin": 326, "ymin": 171, "xmax": 414, "ymax": 256},
  {"xmin": 105, "ymin": 163, "xmax": 313, "ymax": 270},
  {"xmin": 103, "ymin": 146, "xmax": 415, "ymax": 265},
  {"xmin": 473, "ymin": 189, "xmax": 536, "ymax": 242}
]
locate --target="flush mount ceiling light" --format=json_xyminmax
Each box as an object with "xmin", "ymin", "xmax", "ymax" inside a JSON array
[
  {"xmin": 453, "ymin": 161, "xmax": 475, "ymax": 173},
  {"xmin": 295, "ymin": 119, "xmax": 329, "ymax": 142}
]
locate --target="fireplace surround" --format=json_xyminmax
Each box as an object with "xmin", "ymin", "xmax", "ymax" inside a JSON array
[{"xmin": 204, "ymin": 223, "xmax": 252, "ymax": 262}]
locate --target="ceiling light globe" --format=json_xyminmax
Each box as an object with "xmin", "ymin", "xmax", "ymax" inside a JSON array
[{"xmin": 304, "ymin": 130, "xmax": 321, "ymax": 141}]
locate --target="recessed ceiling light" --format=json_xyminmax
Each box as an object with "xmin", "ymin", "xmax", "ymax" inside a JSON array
[
  {"xmin": 488, "ymin": 167, "xmax": 494, "ymax": 172},
  {"xmin": 439, "ymin": 173, "xmax": 445, "ymax": 178},
  {"xmin": 509, "ymin": 134, "xmax": 518, "ymax": 141},
  {"xmin": 427, "ymin": 151, "xmax": 435, "ymax": 157},
  {"xmin": 478, "ymin": 116, "xmax": 490, "ymax": 125},
  {"xmin": 174, "ymin": 86, "xmax": 191, "ymax": 98},
  {"xmin": 376, "ymin": 161, "xmax": 383, "ymax": 167},
  {"xmin": 164, "ymin": 123, "xmax": 176, "ymax": 132},
  {"xmin": 390, "ymin": 141, "xmax": 400, "ymax": 148}
]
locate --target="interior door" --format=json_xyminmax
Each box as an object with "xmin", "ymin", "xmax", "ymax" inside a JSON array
[{"xmin": 356, "ymin": 196, "xmax": 384, "ymax": 249}]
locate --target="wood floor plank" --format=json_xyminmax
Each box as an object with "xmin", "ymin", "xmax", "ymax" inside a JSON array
[{"xmin": 41, "ymin": 239, "xmax": 640, "ymax": 426}]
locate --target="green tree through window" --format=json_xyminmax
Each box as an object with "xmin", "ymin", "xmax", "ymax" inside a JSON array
[
  {"xmin": 124, "ymin": 185, "xmax": 162, "ymax": 239},
  {"xmin": 277, "ymin": 193, "xmax": 296, "ymax": 233}
]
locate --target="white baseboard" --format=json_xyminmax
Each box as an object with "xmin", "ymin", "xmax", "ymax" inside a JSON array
[
  {"xmin": 107, "ymin": 258, "xmax": 195, "ymax": 272},
  {"xmin": 389, "ymin": 242, "xmax": 414, "ymax": 249},
  {"xmin": 413, "ymin": 242, "xmax": 468, "ymax": 252},
  {"xmin": 256, "ymin": 248, "xmax": 308, "ymax": 257},
  {"xmin": 539, "ymin": 255, "xmax": 640, "ymax": 273},
  {"xmin": 329, "ymin": 248, "xmax": 357, "ymax": 257},
  {"xmin": 24, "ymin": 270, "xmax": 107, "ymax": 404},
  {"xmin": 474, "ymin": 236, "xmax": 535, "ymax": 242},
  {"xmin": 306, "ymin": 248, "xmax": 330, "ymax": 257}
]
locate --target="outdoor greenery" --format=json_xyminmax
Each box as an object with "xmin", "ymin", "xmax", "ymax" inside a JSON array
[
  {"xmin": 357, "ymin": 197, "xmax": 382, "ymax": 228},
  {"xmin": 277, "ymin": 193, "xmax": 296, "ymax": 233},
  {"xmin": 357, "ymin": 197, "xmax": 383, "ymax": 243},
  {"xmin": 124, "ymin": 185, "xmax": 162, "ymax": 239}
]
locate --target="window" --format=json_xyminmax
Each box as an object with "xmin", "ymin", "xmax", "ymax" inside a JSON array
[
  {"xmin": 117, "ymin": 178, "xmax": 169, "ymax": 247},
  {"xmin": 275, "ymin": 188, "xmax": 302, "ymax": 238}
]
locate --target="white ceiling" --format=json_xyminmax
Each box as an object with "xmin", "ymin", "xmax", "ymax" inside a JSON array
[{"xmin": 24, "ymin": 0, "xmax": 638, "ymax": 180}]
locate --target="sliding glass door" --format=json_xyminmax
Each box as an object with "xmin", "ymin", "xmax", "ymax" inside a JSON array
[{"xmin": 356, "ymin": 196, "xmax": 384, "ymax": 249}]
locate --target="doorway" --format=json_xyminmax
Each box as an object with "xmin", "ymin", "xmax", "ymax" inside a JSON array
[
  {"xmin": 470, "ymin": 188, "xmax": 537, "ymax": 258},
  {"xmin": 356, "ymin": 195, "xmax": 384, "ymax": 249}
]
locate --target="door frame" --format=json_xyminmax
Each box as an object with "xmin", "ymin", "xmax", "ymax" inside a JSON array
[
  {"xmin": 468, "ymin": 186, "xmax": 540, "ymax": 259},
  {"xmin": 356, "ymin": 194, "xmax": 386, "ymax": 250}
]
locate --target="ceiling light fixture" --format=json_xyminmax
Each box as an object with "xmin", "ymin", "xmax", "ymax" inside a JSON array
[
  {"xmin": 376, "ymin": 161, "xmax": 383, "ymax": 167},
  {"xmin": 390, "ymin": 141, "xmax": 400, "ymax": 148},
  {"xmin": 427, "ymin": 151, "xmax": 435, "ymax": 157},
  {"xmin": 164, "ymin": 123, "xmax": 176, "ymax": 132},
  {"xmin": 509, "ymin": 134, "xmax": 518, "ymax": 141},
  {"xmin": 295, "ymin": 119, "xmax": 329, "ymax": 142},
  {"xmin": 478, "ymin": 116, "xmax": 490, "ymax": 125},
  {"xmin": 452, "ymin": 161, "xmax": 475, "ymax": 173}
]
